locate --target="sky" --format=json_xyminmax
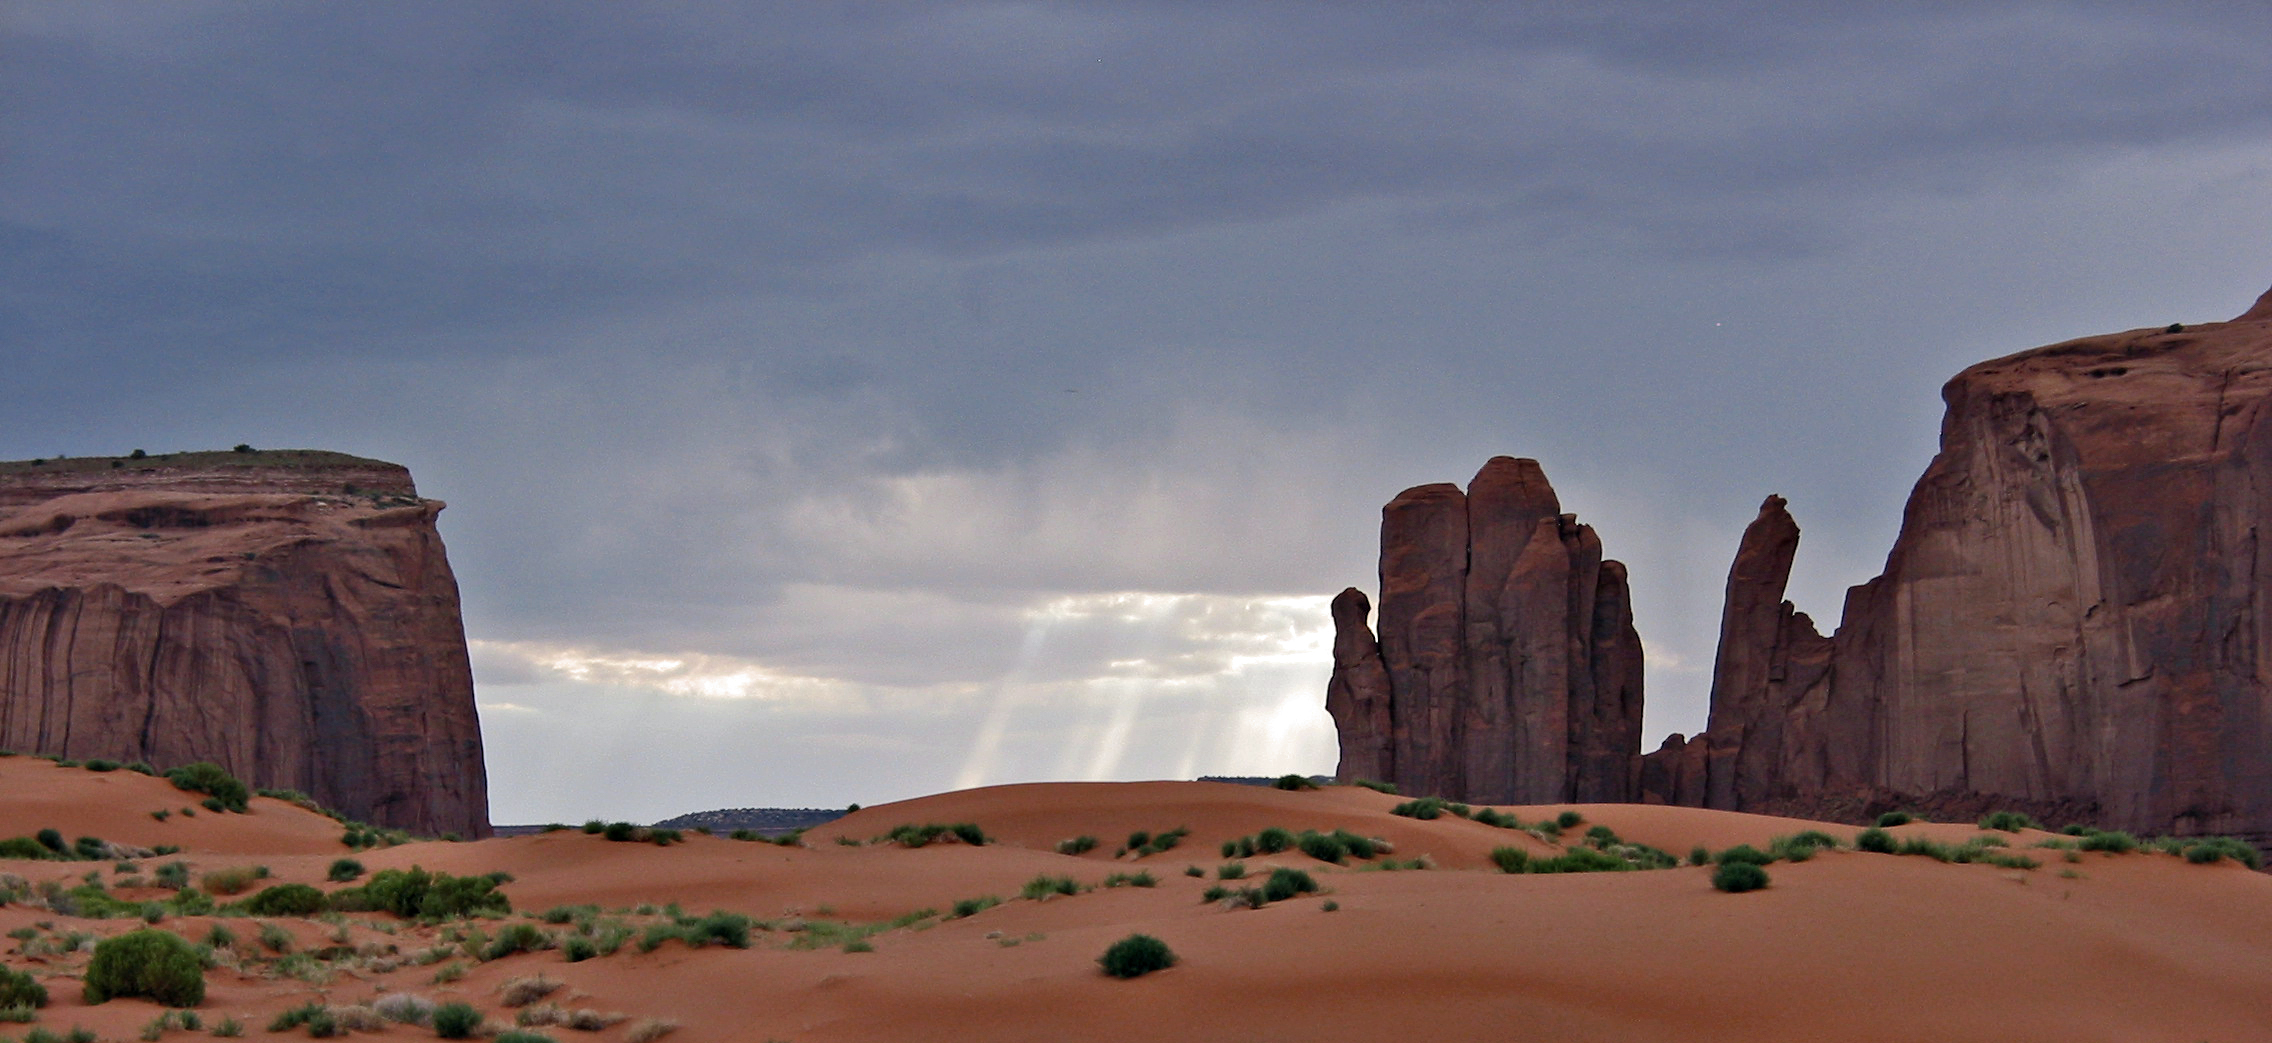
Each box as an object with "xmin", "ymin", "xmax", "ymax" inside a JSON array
[{"xmin": 6, "ymin": 2, "xmax": 2271, "ymax": 824}]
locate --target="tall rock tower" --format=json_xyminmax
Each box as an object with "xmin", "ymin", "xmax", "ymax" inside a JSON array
[{"xmin": 1327, "ymin": 457, "xmax": 1642, "ymax": 803}]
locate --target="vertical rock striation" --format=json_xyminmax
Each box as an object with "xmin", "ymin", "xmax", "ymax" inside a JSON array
[
  {"xmin": 0, "ymin": 450, "xmax": 491, "ymax": 837},
  {"xmin": 1330, "ymin": 457, "xmax": 1642, "ymax": 803},
  {"xmin": 1644, "ymin": 290, "xmax": 2272, "ymax": 844}
]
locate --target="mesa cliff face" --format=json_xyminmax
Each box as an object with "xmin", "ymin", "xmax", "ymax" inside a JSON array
[
  {"xmin": 1328, "ymin": 457, "xmax": 1642, "ymax": 804},
  {"xmin": 0, "ymin": 451, "xmax": 490, "ymax": 838},
  {"xmin": 1644, "ymin": 293, "xmax": 2272, "ymax": 842}
]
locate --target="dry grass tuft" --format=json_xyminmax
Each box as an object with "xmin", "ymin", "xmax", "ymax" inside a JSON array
[
  {"xmin": 498, "ymin": 973, "xmax": 563, "ymax": 1007},
  {"xmin": 625, "ymin": 1018, "xmax": 680, "ymax": 1043}
]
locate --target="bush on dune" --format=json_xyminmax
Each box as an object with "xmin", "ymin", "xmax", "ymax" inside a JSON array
[{"xmin": 81, "ymin": 928, "xmax": 204, "ymax": 1006}]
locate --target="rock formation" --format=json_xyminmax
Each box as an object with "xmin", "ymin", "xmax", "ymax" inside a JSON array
[
  {"xmin": 1644, "ymin": 290, "xmax": 2272, "ymax": 844},
  {"xmin": 0, "ymin": 450, "xmax": 490, "ymax": 838},
  {"xmin": 1328, "ymin": 457, "xmax": 1642, "ymax": 803}
]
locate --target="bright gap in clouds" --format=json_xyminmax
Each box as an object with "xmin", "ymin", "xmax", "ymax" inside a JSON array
[{"xmin": 470, "ymin": 591, "xmax": 1337, "ymax": 823}]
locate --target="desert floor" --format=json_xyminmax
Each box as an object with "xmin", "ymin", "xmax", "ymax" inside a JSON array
[{"xmin": 3, "ymin": 756, "xmax": 2268, "ymax": 1043}]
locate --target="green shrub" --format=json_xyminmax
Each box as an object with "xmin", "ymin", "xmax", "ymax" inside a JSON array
[
  {"xmin": 268, "ymin": 1002, "xmax": 326, "ymax": 1033},
  {"xmin": 1769, "ymin": 831, "xmax": 1840, "ymax": 862},
  {"xmin": 950, "ymin": 895, "xmax": 1000, "ymax": 918},
  {"xmin": 0, "ymin": 966, "xmax": 45, "ymax": 1008},
  {"xmin": 1555, "ymin": 811, "xmax": 1584, "ymax": 829},
  {"xmin": 1688, "ymin": 845, "xmax": 1712, "ymax": 866},
  {"xmin": 1253, "ymin": 827, "xmax": 1294, "ymax": 854},
  {"xmin": 1020, "ymin": 874, "xmax": 1081, "ymax": 900},
  {"xmin": 0, "ymin": 837, "xmax": 47, "ymax": 859},
  {"xmin": 327, "ymin": 858, "xmax": 365, "ymax": 883},
  {"xmin": 581, "ymin": 821, "xmax": 605, "ymax": 834},
  {"xmin": 1875, "ymin": 811, "xmax": 1914, "ymax": 827},
  {"xmin": 1712, "ymin": 862, "xmax": 1769, "ymax": 893},
  {"xmin": 561, "ymin": 936, "xmax": 598, "ymax": 962},
  {"xmin": 2180, "ymin": 837, "xmax": 2262, "ymax": 869},
  {"xmin": 1126, "ymin": 831, "xmax": 1151, "ymax": 850},
  {"xmin": 1489, "ymin": 846, "xmax": 1529, "ymax": 874},
  {"xmin": 244, "ymin": 883, "xmax": 326, "ymax": 916},
  {"xmin": 1351, "ymin": 779, "xmax": 1398, "ymax": 795},
  {"xmin": 1332, "ymin": 829, "xmax": 1381, "ymax": 860},
  {"xmin": 432, "ymin": 1003, "xmax": 482, "ymax": 1039},
  {"xmin": 83, "ymin": 759, "xmax": 120, "ymax": 772},
  {"xmin": 2078, "ymin": 830, "xmax": 2137, "ymax": 853},
  {"xmin": 1978, "ymin": 811, "xmax": 2039, "ymax": 833},
  {"xmin": 35, "ymin": 830, "xmax": 63, "ymax": 853},
  {"xmin": 1096, "ymin": 933, "xmax": 1176, "ymax": 978},
  {"xmin": 1296, "ymin": 830, "xmax": 1347, "ymax": 864},
  {"xmin": 1390, "ymin": 797, "xmax": 1455, "ymax": 820},
  {"xmin": 601, "ymin": 822, "xmax": 636, "ymax": 842},
  {"xmin": 484, "ymin": 922, "xmax": 550, "ymax": 960},
  {"xmin": 1259, "ymin": 867, "xmax": 1317, "ymax": 902},
  {"xmin": 1524, "ymin": 847, "xmax": 1630, "ymax": 874},
  {"xmin": 1856, "ymin": 828, "xmax": 1896, "ymax": 854},
  {"xmin": 1183, "ymin": 865, "xmax": 1204, "ymax": 877},
  {"xmin": 1715, "ymin": 844, "xmax": 1772, "ymax": 866},
  {"xmin": 495, "ymin": 1033, "xmax": 557, "ymax": 1043},
  {"xmin": 1056, "ymin": 835, "xmax": 1097, "ymax": 856},
  {"xmin": 1101, "ymin": 871, "xmax": 1157, "ymax": 888},
  {"xmin": 330, "ymin": 866, "xmax": 509, "ymax": 919},
  {"xmin": 81, "ymin": 928, "xmax": 205, "ymax": 1005},
  {"xmin": 1215, "ymin": 862, "xmax": 1246, "ymax": 880},
  {"xmin": 163, "ymin": 763, "xmax": 248, "ymax": 812},
  {"xmin": 1272, "ymin": 774, "xmax": 1318, "ymax": 790}
]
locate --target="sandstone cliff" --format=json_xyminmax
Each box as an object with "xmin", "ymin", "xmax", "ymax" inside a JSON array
[
  {"xmin": 1328, "ymin": 457, "xmax": 1642, "ymax": 803},
  {"xmin": 1645, "ymin": 292, "xmax": 2272, "ymax": 844},
  {"xmin": 0, "ymin": 450, "xmax": 490, "ymax": 838}
]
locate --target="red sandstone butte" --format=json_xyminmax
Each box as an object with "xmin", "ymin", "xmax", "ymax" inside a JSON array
[
  {"xmin": 1329, "ymin": 457, "xmax": 1642, "ymax": 803},
  {"xmin": 0, "ymin": 450, "xmax": 490, "ymax": 837},
  {"xmin": 1647, "ymin": 289, "xmax": 2272, "ymax": 845}
]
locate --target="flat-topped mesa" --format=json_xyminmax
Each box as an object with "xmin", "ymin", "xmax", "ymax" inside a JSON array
[
  {"xmin": 1329, "ymin": 457, "xmax": 1643, "ymax": 803},
  {"xmin": 1646, "ymin": 285, "xmax": 2272, "ymax": 845},
  {"xmin": 0, "ymin": 449, "xmax": 490, "ymax": 838}
]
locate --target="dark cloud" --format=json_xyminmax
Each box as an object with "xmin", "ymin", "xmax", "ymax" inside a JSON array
[{"xmin": 7, "ymin": 2, "xmax": 2272, "ymax": 816}]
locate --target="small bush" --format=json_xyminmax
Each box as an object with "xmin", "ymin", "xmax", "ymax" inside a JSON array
[
  {"xmin": 1333, "ymin": 829, "xmax": 1381, "ymax": 860},
  {"xmin": 1296, "ymin": 830, "xmax": 1347, "ymax": 864},
  {"xmin": 1712, "ymin": 862, "xmax": 1769, "ymax": 893},
  {"xmin": 1101, "ymin": 871, "xmax": 1157, "ymax": 889},
  {"xmin": 84, "ymin": 759, "xmax": 120, "ymax": 772},
  {"xmin": 1253, "ymin": 827, "xmax": 1294, "ymax": 854},
  {"xmin": 561, "ymin": 936, "xmax": 598, "ymax": 962},
  {"xmin": 1272, "ymin": 774, "xmax": 1318, "ymax": 790},
  {"xmin": 1524, "ymin": 847, "xmax": 1631, "ymax": 874},
  {"xmin": 1555, "ymin": 810, "xmax": 1584, "ymax": 829},
  {"xmin": 327, "ymin": 858, "xmax": 365, "ymax": 882},
  {"xmin": 484, "ymin": 922, "xmax": 550, "ymax": 961},
  {"xmin": 0, "ymin": 837, "xmax": 47, "ymax": 859},
  {"xmin": 1260, "ymin": 867, "xmax": 1318, "ymax": 902},
  {"xmin": 1390, "ymin": 797, "xmax": 1454, "ymax": 820},
  {"xmin": 1020, "ymin": 874, "xmax": 1081, "ymax": 900},
  {"xmin": 372, "ymin": 993, "xmax": 436, "ymax": 1026},
  {"xmin": 1351, "ymin": 779, "xmax": 1399, "ymax": 795},
  {"xmin": 164, "ymin": 763, "xmax": 248, "ymax": 812},
  {"xmin": 495, "ymin": 1033, "xmax": 557, "ymax": 1043},
  {"xmin": 0, "ymin": 966, "xmax": 45, "ymax": 1008},
  {"xmin": 432, "ymin": 1003, "xmax": 481, "ymax": 1039},
  {"xmin": 1490, "ymin": 846, "xmax": 1529, "ymax": 874},
  {"xmin": 1183, "ymin": 865, "xmax": 1204, "ymax": 877},
  {"xmin": 1216, "ymin": 862, "xmax": 1247, "ymax": 880},
  {"xmin": 2180, "ymin": 837, "xmax": 2262, "ymax": 869},
  {"xmin": 1688, "ymin": 845, "xmax": 1712, "ymax": 866},
  {"xmin": 1978, "ymin": 811, "xmax": 2039, "ymax": 833},
  {"xmin": 244, "ymin": 883, "xmax": 326, "ymax": 916},
  {"xmin": 35, "ymin": 830, "xmax": 64, "ymax": 853},
  {"xmin": 498, "ymin": 974, "xmax": 561, "ymax": 1006},
  {"xmin": 1715, "ymin": 844, "xmax": 1772, "ymax": 866},
  {"xmin": 623, "ymin": 1019, "xmax": 679, "ymax": 1043},
  {"xmin": 1769, "ymin": 831, "xmax": 1840, "ymax": 862},
  {"xmin": 1055, "ymin": 835, "xmax": 1097, "ymax": 856},
  {"xmin": 1856, "ymin": 828, "xmax": 1896, "ymax": 854},
  {"xmin": 1875, "ymin": 811, "xmax": 1914, "ymax": 827},
  {"xmin": 81, "ymin": 928, "xmax": 205, "ymax": 1006},
  {"xmin": 2073, "ymin": 829, "xmax": 2135, "ymax": 853},
  {"xmin": 1097, "ymin": 933, "xmax": 1177, "ymax": 978},
  {"xmin": 950, "ymin": 895, "xmax": 1000, "ymax": 918}
]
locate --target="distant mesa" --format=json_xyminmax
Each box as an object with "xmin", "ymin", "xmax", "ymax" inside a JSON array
[
  {"xmin": 0, "ymin": 448, "xmax": 490, "ymax": 838},
  {"xmin": 1333, "ymin": 284, "xmax": 2272, "ymax": 849}
]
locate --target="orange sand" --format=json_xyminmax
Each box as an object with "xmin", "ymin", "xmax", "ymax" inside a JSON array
[{"xmin": 4, "ymin": 763, "xmax": 2269, "ymax": 1042}]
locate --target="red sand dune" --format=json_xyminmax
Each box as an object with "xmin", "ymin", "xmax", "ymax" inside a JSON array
[{"xmin": 4, "ymin": 767, "xmax": 2269, "ymax": 1042}]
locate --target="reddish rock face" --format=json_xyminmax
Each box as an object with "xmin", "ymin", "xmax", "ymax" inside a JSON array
[
  {"xmin": 0, "ymin": 451, "xmax": 491, "ymax": 838},
  {"xmin": 1329, "ymin": 457, "xmax": 1642, "ymax": 802},
  {"xmin": 1646, "ymin": 291, "xmax": 2272, "ymax": 844}
]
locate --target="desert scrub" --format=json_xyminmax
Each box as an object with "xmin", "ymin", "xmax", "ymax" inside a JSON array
[
  {"xmin": 1215, "ymin": 861, "xmax": 1247, "ymax": 880},
  {"xmin": 1390, "ymin": 796, "xmax": 1470, "ymax": 820},
  {"xmin": 1768, "ymin": 831, "xmax": 1841, "ymax": 862},
  {"xmin": 81, "ymin": 927, "xmax": 205, "ymax": 1005},
  {"xmin": 164, "ymin": 762, "xmax": 248, "ymax": 812},
  {"xmin": 0, "ymin": 966, "xmax": 45, "ymax": 1009},
  {"xmin": 623, "ymin": 1019, "xmax": 679, "ymax": 1043},
  {"xmin": 1097, "ymin": 933, "xmax": 1177, "ymax": 978},
  {"xmin": 1714, "ymin": 844, "xmax": 1773, "ymax": 867},
  {"xmin": 198, "ymin": 866, "xmax": 266, "ymax": 896},
  {"xmin": 483, "ymin": 922, "xmax": 553, "ymax": 960},
  {"xmin": 2075, "ymin": 830, "xmax": 2138, "ymax": 853},
  {"xmin": 1055, "ymin": 835, "xmax": 1097, "ymax": 856},
  {"xmin": 1272, "ymin": 774, "xmax": 1319, "ymax": 790},
  {"xmin": 1020, "ymin": 874, "xmax": 1082, "ymax": 899},
  {"xmin": 1101, "ymin": 871, "xmax": 1157, "ymax": 888},
  {"xmin": 326, "ymin": 866, "xmax": 509, "ymax": 919},
  {"xmin": 373, "ymin": 992, "xmax": 437, "ymax": 1026},
  {"xmin": 244, "ymin": 883, "xmax": 326, "ymax": 916},
  {"xmin": 949, "ymin": 895, "xmax": 1001, "ymax": 918},
  {"xmin": 1855, "ymin": 827, "xmax": 1897, "ymax": 854},
  {"xmin": 1874, "ymin": 811, "xmax": 1915, "ymax": 827},
  {"xmin": 1127, "ymin": 826, "xmax": 1189, "ymax": 857},
  {"xmin": 431, "ymin": 1003, "xmax": 481, "ymax": 1039},
  {"xmin": 1712, "ymin": 862, "xmax": 1770, "ymax": 893},
  {"xmin": 1350, "ymin": 778, "xmax": 1398, "ymax": 794},
  {"xmin": 326, "ymin": 858, "xmax": 365, "ymax": 882},
  {"xmin": 498, "ymin": 973, "xmax": 562, "ymax": 1006},
  {"xmin": 1259, "ymin": 866, "xmax": 1319, "ymax": 902},
  {"xmin": 1490, "ymin": 846, "xmax": 1531, "ymax": 873},
  {"xmin": 1521, "ymin": 847, "xmax": 1633, "ymax": 874},
  {"xmin": 1295, "ymin": 830, "xmax": 1348, "ymax": 864},
  {"xmin": 1978, "ymin": 811, "xmax": 2040, "ymax": 833},
  {"xmin": 2179, "ymin": 836, "xmax": 2262, "ymax": 868},
  {"xmin": 880, "ymin": 822, "xmax": 987, "ymax": 848}
]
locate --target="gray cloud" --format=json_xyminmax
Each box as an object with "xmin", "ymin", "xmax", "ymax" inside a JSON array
[{"xmin": 8, "ymin": 2, "xmax": 2272, "ymax": 818}]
